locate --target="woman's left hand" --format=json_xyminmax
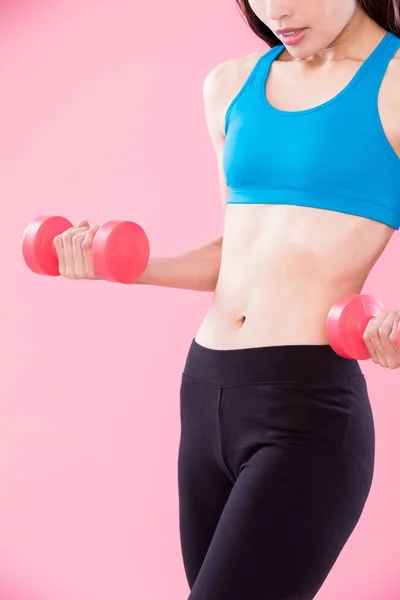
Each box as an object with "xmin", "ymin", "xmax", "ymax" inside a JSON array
[{"xmin": 363, "ymin": 306, "xmax": 400, "ymax": 368}]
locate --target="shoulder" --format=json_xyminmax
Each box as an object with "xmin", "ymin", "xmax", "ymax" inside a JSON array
[
  {"xmin": 389, "ymin": 46, "xmax": 400, "ymax": 70},
  {"xmin": 203, "ymin": 50, "xmax": 266, "ymax": 97},
  {"xmin": 379, "ymin": 47, "xmax": 400, "ymax": 114},
  {"xmin": 384, "ymin": 47, "xmax": 400, "ymax": 89},
  {"xmin": 376, "ymin": 47, "xmax": 400, "ymax": 158},
  {"xmin": 203, "ymin": 50, "xmax": 267, "ymax": 136},
  {"xmin": 204, "ymin": 50, "xmax": 265, "ymax": 82}
]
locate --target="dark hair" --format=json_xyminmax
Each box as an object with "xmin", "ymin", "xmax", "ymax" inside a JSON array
[{"xmin": 235, "ymin": 0, "xmax": 400, "ymax": 47}]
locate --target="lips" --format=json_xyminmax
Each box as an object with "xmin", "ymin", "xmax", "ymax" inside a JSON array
[
  {"xmin": 276, "ymin": 27, "xmax": 306, "ymax": 36},
  {"xmin": 276, "ymin": 28, "xmax": 308, "ymax": 46}
]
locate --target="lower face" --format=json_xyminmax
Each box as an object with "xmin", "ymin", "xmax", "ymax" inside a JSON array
[{"xmin": 248, "ymin": 0, "xmax": 361, "ymax": 58}]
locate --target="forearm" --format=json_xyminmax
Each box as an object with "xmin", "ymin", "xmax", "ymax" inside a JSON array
[{"xmin": 133, "ymin": 236, "xmax": 223, "ymax": 292}]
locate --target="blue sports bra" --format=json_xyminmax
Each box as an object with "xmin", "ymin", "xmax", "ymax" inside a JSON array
[{"xmin": 224, "ymin": 31, "xmax": 400, "ymax": 229}]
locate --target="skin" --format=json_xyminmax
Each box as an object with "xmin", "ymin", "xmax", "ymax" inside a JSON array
[{"xmin": 54, "ymin": 1, "xmax": 400, "ymax": 369}]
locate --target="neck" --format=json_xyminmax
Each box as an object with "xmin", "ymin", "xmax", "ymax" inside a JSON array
[{"xmin": 290, "ymin": 10, "xmax": 387, "ymax": 66}]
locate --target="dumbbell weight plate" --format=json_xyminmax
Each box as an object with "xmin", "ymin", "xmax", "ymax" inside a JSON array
[
  {"xmin": 22, "ymin": 216, "xmax": 74, "ymax": 276},
  {"xmin": 326, "ymin": 294, "xmax": 385, "ymax": 359},
  {"xmin": 92, "ymin": 220, "xmax": 150, "ymax": 284}
]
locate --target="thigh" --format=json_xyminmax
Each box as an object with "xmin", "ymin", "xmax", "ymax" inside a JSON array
[
  {"xmin": 178, "ymin": 375, "xmax": 234, "ymax": 589},
  {"xmin": 188, "ymin": 440, "xmax": 371, "ymax": 600}
]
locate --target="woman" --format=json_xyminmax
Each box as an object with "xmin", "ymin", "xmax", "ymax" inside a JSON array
[{"xmin": 54, "ymin": 1, "xmax": 400, "ymax": 598}]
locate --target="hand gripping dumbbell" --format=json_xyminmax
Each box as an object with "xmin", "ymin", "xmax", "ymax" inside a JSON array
[
  {"xmin": 22, "ymin": 215, "xmax": 150, "ymax": 284},
  {"xmin": 326, "ymin": 294, "xmax": 393, "ymax": 360}
]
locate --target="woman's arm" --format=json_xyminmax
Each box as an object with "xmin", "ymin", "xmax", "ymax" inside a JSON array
[
  {"xmin": 134, "ymin": 62, "xmax": 231, "ymax": 292},
  {"xmin": 134, "ymin": 237, "xmax": 223, "ymax": 291}
]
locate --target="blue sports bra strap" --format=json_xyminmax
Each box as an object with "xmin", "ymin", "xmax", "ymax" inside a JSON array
[
  {"xmin": 250, "ymin": 45, "xmax": 284, "ymax": 85},
  {"xmin": 355, "ymin": 32, "xmax": 400, "ymax": 92}
]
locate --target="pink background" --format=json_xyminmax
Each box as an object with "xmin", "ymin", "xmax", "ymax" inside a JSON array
[{"xmin": 0, "ymin": 1, "xmax": 399, "ymax": 598}]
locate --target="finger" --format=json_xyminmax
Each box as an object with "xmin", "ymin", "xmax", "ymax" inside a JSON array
[
  {"xmin": 363, "ymin": 318, "xmax": 380, "ymax": 364},
  {"xmin": 367, "ymin": 312, "xmax": 394, "ymax": 367},
  {"xmin": 72, "ymin": 231, "xmax": 89, "ymax": 278},
  {"xmin": 63, "ymin": 226, "xmax": 89, "ymax": 278},
  {"xmin": 53, "ymin": 234, "xmax": 66, "ymax": 276},
  {"xmin": 76, "ymin": 218, "xmax": 90, "ymax": 228},
  {"xmin": 371, "ymin": 330, "xmax": 388, "ymax": 367},
  {"xmin": 364, "ymin": 313, "xmax": 390, "ymax": 365},
  {"xmin": 380, "ymin": 311, "xmax": 399, "ymax": 359},
  {"xmin": 82, "ymin": 225, "xmax": 100, "ymax": 279},
  {"xmin": 389, "ymin": 312, "xmax": 400, "ymax": 353},
  {"xmin": 387, "ymin": 306, "xmax": 400, "ymax": 369}
]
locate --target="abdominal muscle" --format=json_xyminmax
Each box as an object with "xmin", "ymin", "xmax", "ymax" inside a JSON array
[{"xmin": 195, "ymin": 203, "xmax": 394, "ymax": 350}]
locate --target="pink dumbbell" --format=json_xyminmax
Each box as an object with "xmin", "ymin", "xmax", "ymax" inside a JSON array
[
  {"xmin": 326, "ymin": 294, "xmax": 390, "ymax": 360},
  {"xmin": 22, "ymin": 215, "xmax": 150, "ymax": 284}
]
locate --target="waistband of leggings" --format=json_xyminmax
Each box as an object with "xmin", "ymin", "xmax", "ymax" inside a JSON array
[{"xmin": 182, "ymin": 339, "xmax": 363, "ymax": 387}]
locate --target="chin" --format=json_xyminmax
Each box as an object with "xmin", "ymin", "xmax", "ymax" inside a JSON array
[
  {"xmin": 285, "ymin": 38, "xmax": 322, "ymax": 59},
  {"xmin": 284, "ymin": 45, "xmax": 312, "ymax": 59}
]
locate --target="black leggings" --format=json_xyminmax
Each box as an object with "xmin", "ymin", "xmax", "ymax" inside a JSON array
[{"xmin": 178, "ymin": 340, "xmax": 375, "ymax": 600}]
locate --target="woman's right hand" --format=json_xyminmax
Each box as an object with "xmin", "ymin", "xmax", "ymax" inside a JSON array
[{"xmin": 53, "ymin": 218, "xmax": 101, "ymax": 279}]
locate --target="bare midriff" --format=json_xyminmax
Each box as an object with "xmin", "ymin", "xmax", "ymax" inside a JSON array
[{"xmin": 195, "ymin": 203, "xmax": 394, "ymax": 350}]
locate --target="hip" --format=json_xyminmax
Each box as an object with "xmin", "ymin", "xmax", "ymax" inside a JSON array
[
  {"xmin": 181, "ymin": 340, "xmax": 375, "ymax": 479},
  {"xmin": 183, "ymin": 338, "xmax": 362, "ymax": 387}
]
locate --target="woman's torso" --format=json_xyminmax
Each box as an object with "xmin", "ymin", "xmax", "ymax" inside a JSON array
[{"xmin": 196, "ymin": 35, "xmax": 400, "ymax": 350}]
